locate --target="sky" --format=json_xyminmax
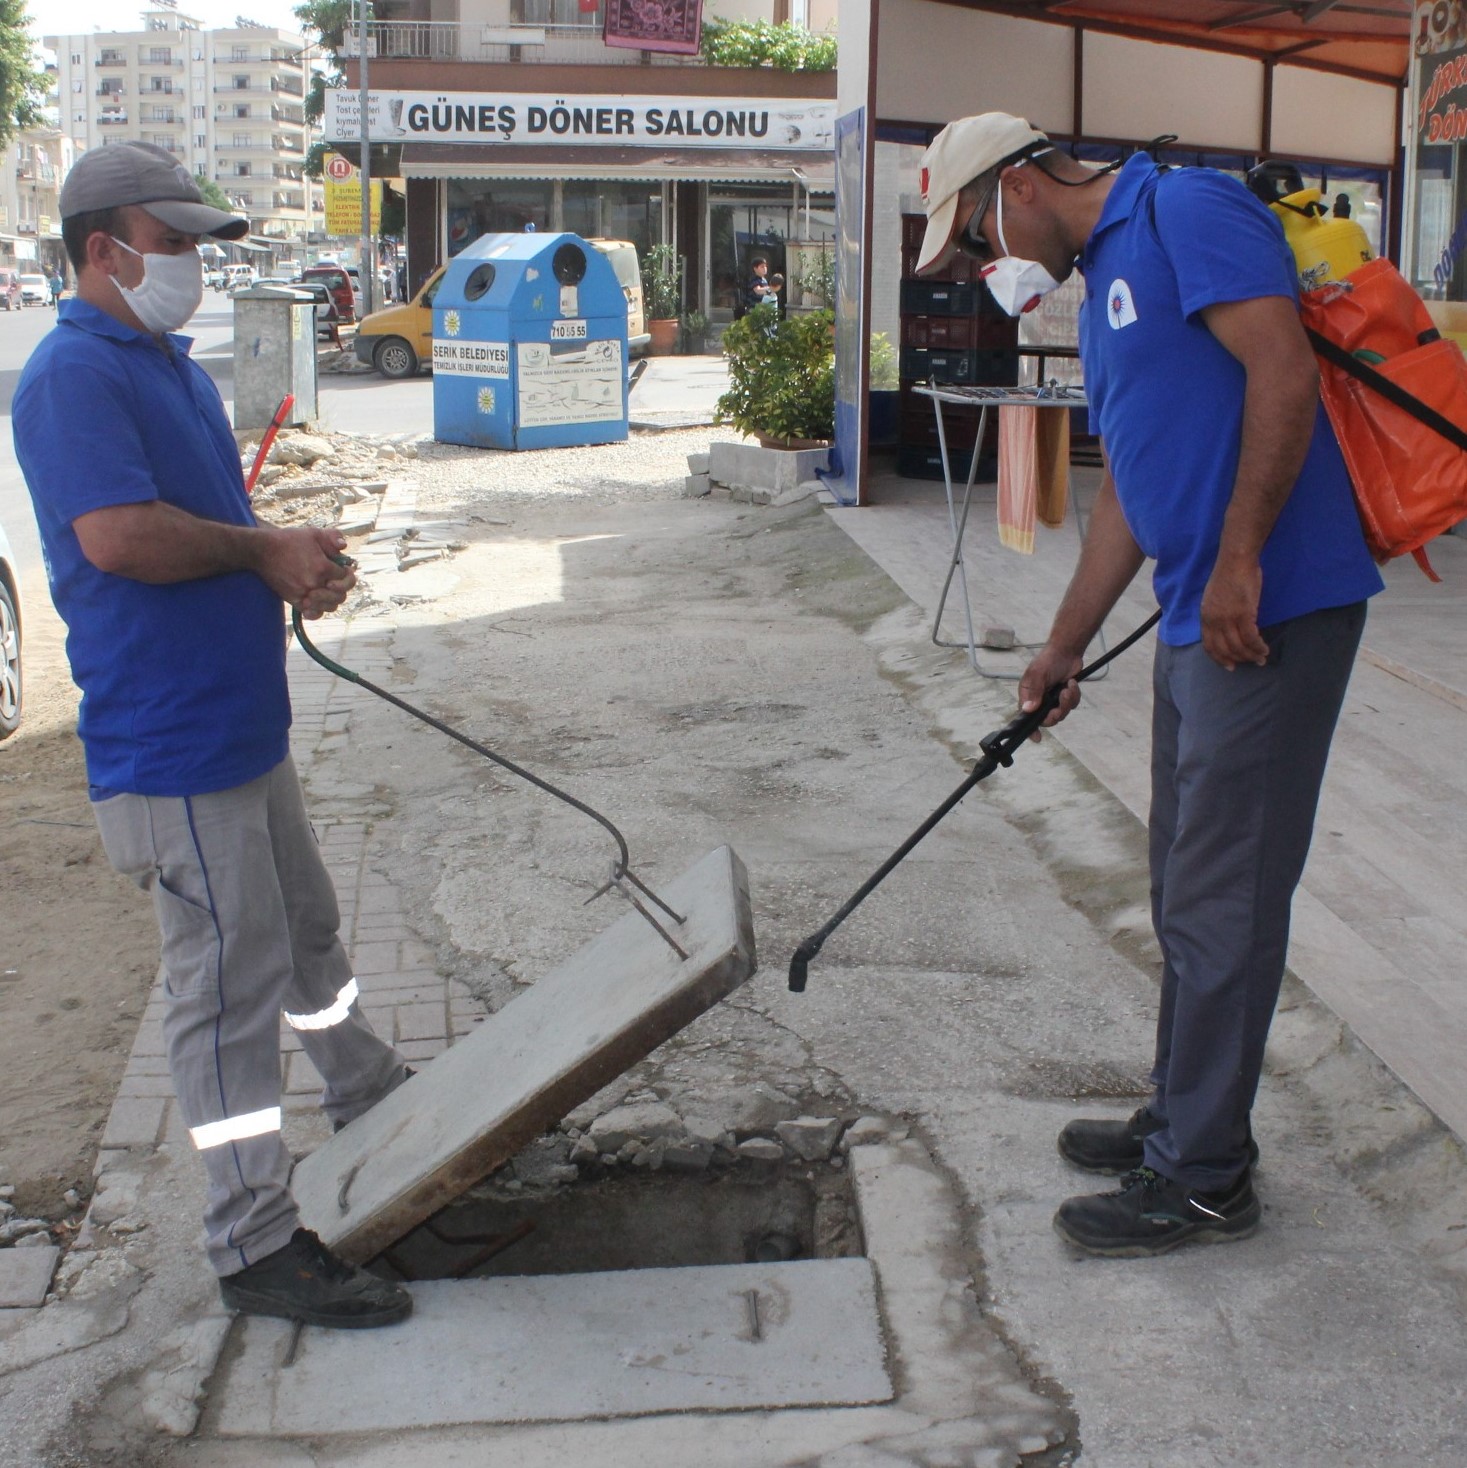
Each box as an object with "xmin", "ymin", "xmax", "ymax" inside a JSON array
[{"xmin": 25, "ymin": 0, "xmax": 308, "ymax": 49}]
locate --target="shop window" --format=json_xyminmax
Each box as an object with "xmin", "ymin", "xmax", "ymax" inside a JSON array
[{"xmin": 445, "ymin": 179, "xmax": 552, "ymax": 255}]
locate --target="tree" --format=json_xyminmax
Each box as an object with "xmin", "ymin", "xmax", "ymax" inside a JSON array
[
  {"xmin": 0, "ymin": 0, "xmax": 49, "ymax": 148},
  {"xmin": 194, "ymin": 173, "xmax": 234, "ymax": 211}
]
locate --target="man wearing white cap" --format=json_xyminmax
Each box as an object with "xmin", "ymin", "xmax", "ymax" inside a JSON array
[
  {"xmin": 13, "ymin": 142, "xmax": 414, "ymax": 1326},
  {"xmin": 917, "ymin": 115, "xmax": 1382, "ymax": 1255}
]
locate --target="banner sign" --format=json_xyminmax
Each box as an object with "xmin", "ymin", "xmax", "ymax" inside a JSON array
[
  {"xmin": 322, "ymin": 153, "xmax": 382, "ymax": 235},
  {"xmin": 603, "ymin": 0, "xmax": 702, "ymax": 55},
  {"xmin": 325, "ymin": 89, "xmax": 835, "ymax": 150},
  {"xmin": 1417, "ymin": 44, "xmax": 1467, "ymax": 144}
]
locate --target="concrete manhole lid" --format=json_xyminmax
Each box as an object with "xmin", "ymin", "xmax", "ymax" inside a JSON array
[{"xmin": 212, "ymin": 1258, "xmax": 892, "ymax": 1434}]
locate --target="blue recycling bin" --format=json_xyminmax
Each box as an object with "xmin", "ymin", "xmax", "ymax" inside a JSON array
[{"xmin": 431, "ymin": 232, "xmax": 629, "ymax": 451}]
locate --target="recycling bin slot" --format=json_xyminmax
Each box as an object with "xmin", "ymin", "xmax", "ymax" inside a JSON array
[{"xmin": 431, "ymin": 232, "xmax": 629, "ymax": 451}]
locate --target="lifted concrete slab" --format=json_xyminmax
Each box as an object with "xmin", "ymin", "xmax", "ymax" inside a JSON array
[
  {"xmin": 212, "ymin": 1258, "xmax": 891, "ymax": 1435},
  {"xmin": 294, "ymin": 845, "xmax": 756, "ymax": 1262}
]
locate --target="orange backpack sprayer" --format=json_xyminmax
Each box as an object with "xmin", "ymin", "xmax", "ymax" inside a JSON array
[{"xmin": 1247, "ymin": 161, "xmax": 1467, "ymax": 579}]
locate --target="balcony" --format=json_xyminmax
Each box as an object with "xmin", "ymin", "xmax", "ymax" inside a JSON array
[
  {"xmin": 273, "ymin": 193, "xmax": 304, "ymax": 210},
  {"xmin": 96, "ymin": 86, "xmax": 126, "ymax": 97},
  {"xmin": 98, "ymin": 111, "xmax": 129, "ymax": 124},
  {"xmin": 95, "ymin": 53, "xmax": 127, "ymax": 67},
  {"xmin": 270, "ymin": 103, "xmax": 305, "ymax": 124},
  {"xmin": 347, "ymin": 18, "xmax": 706, "ymax": 65}
]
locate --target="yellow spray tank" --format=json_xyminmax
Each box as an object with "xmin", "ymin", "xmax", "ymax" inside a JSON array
[{"xmin": 1245, "ymin": 162, "xmax": 1375, "ymax": 293}]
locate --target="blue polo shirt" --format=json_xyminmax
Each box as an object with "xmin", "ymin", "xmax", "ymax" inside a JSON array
[
  {"xmin": 1078, "ymin": 156, "xmax": 1382, "ymax": 645},
  {"xmin": 13, "ymin": 299, "xmax": 290, "ymax": 796}
]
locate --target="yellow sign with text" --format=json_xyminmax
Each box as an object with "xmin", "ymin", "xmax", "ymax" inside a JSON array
[{"xmin": 322, "ymin": 154, "xmax": 382, "ymax": 237}]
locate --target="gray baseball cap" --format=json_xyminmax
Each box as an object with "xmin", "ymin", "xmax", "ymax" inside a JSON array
[{"xmin": 60, "ymin": 141, "xmax": 249, "ymax": 239}]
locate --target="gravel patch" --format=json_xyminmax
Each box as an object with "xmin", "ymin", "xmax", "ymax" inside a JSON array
[{"xmin": 406, "ymin": 427, "xmax": 747, "ymax": 512}]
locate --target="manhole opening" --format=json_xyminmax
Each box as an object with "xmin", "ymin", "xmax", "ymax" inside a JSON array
[{"xmin": 372, "ymin": 1160, "xmax": 861, "ymax": 1283}]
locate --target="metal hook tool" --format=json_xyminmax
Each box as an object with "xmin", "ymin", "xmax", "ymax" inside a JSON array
[{"xmin": 291, "ymin": 605, "xmax": 689, "ymax": 959}]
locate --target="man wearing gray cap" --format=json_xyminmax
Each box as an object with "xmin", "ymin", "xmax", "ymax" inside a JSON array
[
  {"xmin": 917, "ymin": 115, "xmax": 1381, "ymax": 1257},
  {"xmin": 13, "ymin": 142, "xmax": 414, "ymax": 1327}
]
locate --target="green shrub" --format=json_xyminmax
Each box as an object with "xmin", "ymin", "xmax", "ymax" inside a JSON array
[
  {"xmin": 641, "ymin": 243, "xmax": 683, "ymax": 320},
  {"xmin": 870, "ymin": 331, "xmax": 899, "ymax": 390},
  {"xmin": 699, "ymin": 18, "xmax": 838, "ymax": 71},
  {"xmin": 716, "ymin": 308, "xmax": 835, "ymax": 444}
]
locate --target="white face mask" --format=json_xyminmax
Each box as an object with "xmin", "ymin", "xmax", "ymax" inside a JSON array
[
  {"xmin": 110, "ymin": 238, "xmax": 203, "ymax": 334},
  {"xmin": 979, "ymin": 182, "xmax": 1063, "ymax": 317}
]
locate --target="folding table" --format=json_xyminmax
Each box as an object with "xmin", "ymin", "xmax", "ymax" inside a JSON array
[{"xmin": 912, "ymin": 381, "xmax": 1104, "ymax": 680}]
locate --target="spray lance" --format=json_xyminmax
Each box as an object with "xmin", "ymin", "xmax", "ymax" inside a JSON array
[{"xmin": 788, "ymin": 610, "xmax": 1160, "ymax": 993}]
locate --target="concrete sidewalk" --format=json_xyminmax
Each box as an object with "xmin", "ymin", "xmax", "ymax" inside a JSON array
[
  {"xmin": 830, "ymin": 461, "xmax": 1467, "ymax": 1151},
  {"xmin": 5, "ymin": 437, "xmax": 1467, "ymax": 1467}
]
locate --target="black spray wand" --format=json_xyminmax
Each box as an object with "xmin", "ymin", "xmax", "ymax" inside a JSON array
[{"xmin": 788, "ymin": 610, "xmax": 1161, "ymax": 993}]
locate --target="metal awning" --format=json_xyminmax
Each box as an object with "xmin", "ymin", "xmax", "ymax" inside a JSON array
[
  {"xmin": 400, "ymin": 142, "xmax": 834, "ymax": 187},
  {"xmin": 954, "ymin": 1, "xmax": 1410, "ymax": 83}
]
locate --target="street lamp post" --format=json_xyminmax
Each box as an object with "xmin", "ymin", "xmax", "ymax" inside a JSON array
[{"xmin": 357, "ymin": 0, "xmax": 375, "ymax": 318}]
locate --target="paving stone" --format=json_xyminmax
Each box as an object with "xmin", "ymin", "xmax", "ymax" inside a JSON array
[
  {"xmin": 394, "ymin": 1003, "xmax": 447, "ymax": 1042},
  {"xmin": 212, "ymin": 1258, "xmax": 889, "ymax": 1434},
  {"xmin": 293, "ymin": 846, "xmax": 755, "ymax": 1261},
  {"xmin": 0, "ymin": 1245, "xmax": 59, "ymax": 1307},
  {"xmin": 101, "ymin": 1097, "xmax": 167, "ymax": 1150}
]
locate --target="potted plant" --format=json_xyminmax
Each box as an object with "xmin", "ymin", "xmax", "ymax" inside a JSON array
[
  {"xmin": 680, "ymin": 309, "xmax": 710, "ymax": 354},
  {"xmin": 641, "ymin": 243, "xmax": 683, "ymax": 356},
  {"xmin": 708, "ymin": 308, "xmax": 834, "ymax": 500},
  {"xmin": 715, "ymin": 308, "xmax": 834, "ymax": 448}
]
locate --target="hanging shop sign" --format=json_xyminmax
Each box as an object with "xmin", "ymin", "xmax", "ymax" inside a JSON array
[
  {"xmin": 1417, "ymin": 44, "xmax": 1467, "ymax": 145},
  {"xmin": 322, "ymin": 153, "xmax": 383, "ymax": 236},
  {"xmin": 324, "ymin": 89, "xmax": 835, "ymax": 150}
]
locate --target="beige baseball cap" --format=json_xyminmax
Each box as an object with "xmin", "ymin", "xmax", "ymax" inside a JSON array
[
  {"xmin": 60, "ymin": 141, "xmax": 249, "ymax": 239},
  {"xmin": 916, "ymin": 112, "xmax": 1050, "ymax": 276}
]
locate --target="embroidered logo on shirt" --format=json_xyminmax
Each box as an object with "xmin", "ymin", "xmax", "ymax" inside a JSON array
[{"xmin": 1107, "ymin": 278, "xmax": 1138, "ymax": 330}]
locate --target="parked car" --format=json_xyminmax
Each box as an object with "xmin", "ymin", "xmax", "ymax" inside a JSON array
[
  {"xmin": 19, "ymin": 274, "xmax": 48, "ymax": 307},
  {"xmin": 300, "ymin": 263, "xmax": 356, "ymax": 325},
  {"xmin": 0, "ymin": 269, "xmax": 21, "ymax": 310},
  {"xmin": 0, "ymin": 518, "xmax": 22, "ymax": 740},
  {"xmin": 353, "ymin": 238, "xmax": 646, "ymax": 379},
  {"xmin": 287, "ymin": 278, "xmax": 342, "ymax": 341}
]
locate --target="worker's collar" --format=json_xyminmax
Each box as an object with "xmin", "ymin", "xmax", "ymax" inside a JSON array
[
  {"xmin": 58, "ymin": 296, "xmax": 195, "ymax": 354},
  {"xmin": 1083, "ymin": 153, "xmax": 1164, "ymax": 257}
]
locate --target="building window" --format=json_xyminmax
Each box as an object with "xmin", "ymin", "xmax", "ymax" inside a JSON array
[
  {"xmin": 196, "ymin": 134, "xmax": 207, "ymax": 148},
  {"xmin": 193, "ymin": 105, "xmax": 205, "ymax": 119},
  {"xmin": 236, "ymin": 162, "xmax": 251, "ymax": 176},
  {"xmin": 231, "ymin": 44, "xmax": 250, "ymax": 60},
  {"xmin": 234, "ymin": 103, "xmax": 249, "ymax": 118},
  {"xmin": 233, "ymin": 75, "xmax": 249, "ymax": 89},
  {"xmin": 70, "ymin": 51, "xmax": 81, "ymax": 64},
  {"xmin": 148, "ymin": 47, "xmax": 172, "ymax": 63},
  {"xmin": 150, "ymin": 77, "xmax": 171, "ymax": 92},
  {"xmin": 513, "ymin": 0, "xmax": 598, "ymax": 22}
]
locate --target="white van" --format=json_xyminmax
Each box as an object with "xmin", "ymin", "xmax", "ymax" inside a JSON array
[{"xmin": 222, "ymin": 264, "xmax": 256, "ymax": 293}]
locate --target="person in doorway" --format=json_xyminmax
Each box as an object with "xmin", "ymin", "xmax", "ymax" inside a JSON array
[
  {"xmin": 13, "ymin": 141, "xmax": 414, "ymax": 1327},
  {"xmin": 743, "ymin": 256, "xmax": 775, "ymax": 313},
  {"xmin": 916, "ymin": 113, "xmax": 1382, "ymax": 1256}
]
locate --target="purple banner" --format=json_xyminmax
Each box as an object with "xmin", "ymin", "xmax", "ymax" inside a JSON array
[{"xmin": 603, "ymin": 0, "xmax": 703, "ymax": 55}]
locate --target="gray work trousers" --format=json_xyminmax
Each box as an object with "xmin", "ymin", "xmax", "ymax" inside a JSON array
[
  {"xmin": 94, "ymin": 756, "xmax": 407, "ymax": 1276},
  {"xmin": 1143, "ymin": 602, "xmax": 1366, "ymax": 1191}
]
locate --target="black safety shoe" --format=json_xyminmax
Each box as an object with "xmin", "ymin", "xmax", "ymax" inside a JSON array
[
  {"xmin": 1057, "ymin": 1106, "xmax": 1260, "ymax": 1175},
  {"xmin": 1053, "ymin": 1166, "xmax": 1261, "ymax": 1257},
  {"xmin": 219, "ymin": 1228, "xmax": 412, "ymax": 1328}
]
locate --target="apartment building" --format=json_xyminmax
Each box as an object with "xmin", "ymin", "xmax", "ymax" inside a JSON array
[
  {"xmin": 333, "ymin": 0, "xmax": 839, "ymax": 319},
  {"xmin": 0, "ymin": 127, "xmax": 75, "ymax": 276},
  {"xmin": 47, "ymin": 3, "xmax": 323, "ymax": 266}
]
